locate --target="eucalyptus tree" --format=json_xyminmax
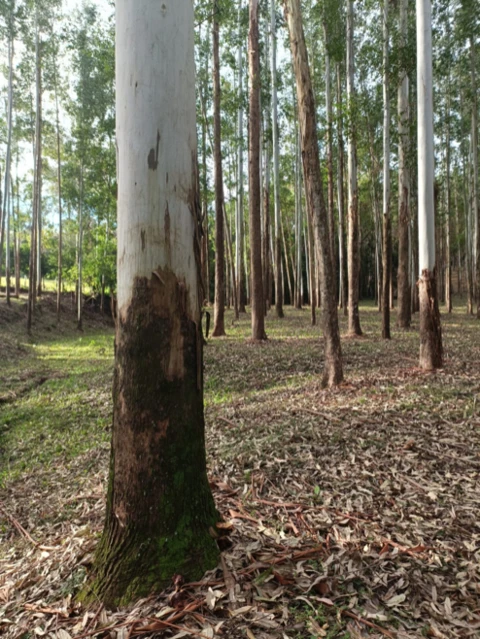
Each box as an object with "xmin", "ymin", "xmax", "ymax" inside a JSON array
[
  {"xmin": 0, "ymin": 0, "xmax": 16, "ymax": 305},
  {"xmin": 270, "ymin": 0, "xmax": 283, "ymax": 317},
  {"xmin": 249, "ymin": 0, "xmax": 267, "ymax": 339},
  {"xmin": 397, "ymin": 0, "xmax": 412, "ymax": 328},
  {"xmin": 211, "ymin": 0, "xmax": 227, "ymax": 336},
  {"xmin": 346, "ymin": 0, "xmax": 362, "ymax": 335},
  {"xmin": 284, "ymin": 0, "xmax": 343, "ymax": 386},
  {"xmin": 89, "ymin": 0, "xmax": 219, "ymax": 605},
  {"xmin": 381, "ymin": 0, "xmax": 391, "ymax": 339},
  {"xmin": 417, "ymin": 0, "xmax": 443, "ymax": 369},
  {"xmin": 236, "ymin": 0, "xmax": 246, "ymax": 313}
]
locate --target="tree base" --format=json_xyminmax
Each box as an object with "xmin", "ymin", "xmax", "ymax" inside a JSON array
[
  {"xmin": 418, "ymin": 269, "xmax": 443, "ymax": 370},
  {"xmin": 82, "ymin": 269, "xmax": 220, "ymax": 608}
]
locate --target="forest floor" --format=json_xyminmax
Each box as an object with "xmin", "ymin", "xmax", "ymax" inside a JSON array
[{"xmin": 0, "ymin": 296, "xmax": 479, "ymax": 639}]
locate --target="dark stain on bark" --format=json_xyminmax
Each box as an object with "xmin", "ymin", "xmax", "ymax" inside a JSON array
[
  {"xmin": 140, "ymin": 229, "xmax": 146, "ymax": 252},
  {"xmin": 165, "ymin": 201, "xmax": 171, "ymax": 262},
  {"xmin": 86, "ymin": 268, "xmax": 218, "ymax": 606},
  {"xmin": 148, "ymin": 131, "xmax": 161, "ymax": 171}
]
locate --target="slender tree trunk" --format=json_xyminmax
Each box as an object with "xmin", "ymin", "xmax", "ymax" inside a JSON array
[
  {"xmin": 263, "ymin": 135, "xmax": 271, "ymax": 314},
  {"xmin": 382, "ymin": 0, "xmax": 391, "ymax": 338},
  {"xmin": 336, "ymin": 63, "xmax": 347, "ymax": 314},
  {"xmin": 27, "ymin": 19, "xmax": 42, "ymax": 331},
  {"xmin": 284, "ymin": 0, "xmax": 343, "ymax": 386},
  {"xmin": 35, "ymin": 28, "xmax": 43, "ymax": 299},
  {"xmin": 271, "ymin": 0, "xmax": 284, "ymax": 318},
  {"xmin": 397, "ymin": 0, "xmax": 411, "ymax": 328},
  {"xmin": 249, "ymin": 0, "xmax": 267, "ymax": 339},
  {"xmin": 471, "ymin": 36, "xmax": 480, "ymax": 318},
  {"xmin": 54, "ymin": 61, "xmax": 63, "ymax": 321},
  {"xmin": 14, "ymin": 172, "xmax": 20, "ymax": 298},
  {"xmin": 89, "ymin": 0, "xmax": 219, "ymax": 606},
  {"xmin": 346, "ymin": 0, "xmax": 362, "ymax": 336},
  {"xmin": 212, "ymin": 6, "xmax": 226, "ymax": 337},
  {"xmin": 445, "ymin": 97, "xmax": 452, "ymax": 312},
  {"xmin": 1, "ymin": 29, "xmax": 14, "ymax": 300},
  {"xmin": 280, "ymin": 214, "xmax": 293, "ymax": 305},
  {"xmin": 236, "ymin": 2, "xmax": 246, "ymax": 313},
  {"xmin": 224, "ymin": 204, "xmax": 238, "ymax": 319},
  {"xmin": 306, "ymin": 205, "xmax": 316, "ymax": 325},
  {"xmin": 295, "ymin": 128, "xmax": 303, "ymax": 309},
  {"xmin": 77, "ymin": 168, "xmax": 84, "ymax": 330},
  {"xmin": 324, "ymin": 24, "xmax": 336, "ymax": 284},
  {"xmin": 417, "ymin": 0, "xmax": 443, "ymax": 369}
]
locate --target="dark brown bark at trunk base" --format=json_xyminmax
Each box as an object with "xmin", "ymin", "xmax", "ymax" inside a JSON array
[
  {"xmin": 418, "ymin": 269, "xmax": 443, "ymax": 370},
  {"xmin": 86, "ymin": 270, "xmax": 219, "ymax": 607}
]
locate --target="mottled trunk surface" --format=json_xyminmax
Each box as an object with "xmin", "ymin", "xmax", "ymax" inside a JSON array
[
  {"xmin": 284, "ymin": 0, "xmax": 343, "ymax": 387},
  {"xmin": 89, "ymin": 272, "xmax": 218, "ymax": 607},
  {"xmin": 88, "ymin": 0, "xmax": 219, "ymax": 606},
  {"xmin": 249, "ymin": 0, "xmax": 267, "ymax": 340},
  {"xmin": 212, "ymin": 11, "xmax": 226, "ymax": 337},
  {"xmin": 418, "ymin": 269, "xmax": 443, "ymax": 369}
]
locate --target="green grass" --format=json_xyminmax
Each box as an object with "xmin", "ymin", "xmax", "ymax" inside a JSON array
[{"xmin": 0, "ymin": 327, "xmax": 114, "ymax": 488}]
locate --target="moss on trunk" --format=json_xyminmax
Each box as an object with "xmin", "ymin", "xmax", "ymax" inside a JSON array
[{"xmin": 83, "ymin": 268, "xmax": 219, "ymax": 608}]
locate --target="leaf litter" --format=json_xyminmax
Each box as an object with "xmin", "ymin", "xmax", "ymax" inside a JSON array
[{"xmin": 0, "ymin": 302, "xmax": 479, "ymax": 638}]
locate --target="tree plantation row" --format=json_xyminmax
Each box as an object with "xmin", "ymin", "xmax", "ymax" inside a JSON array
[{"xmin": 0, "ymin": 0, "xmax": 478, "ymax": 344}]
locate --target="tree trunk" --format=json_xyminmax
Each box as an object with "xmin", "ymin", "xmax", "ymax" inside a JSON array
[
  {"xmin": 323, "ymin": 24, "xmax": 336, "ymax": 286},
  {"xmin": 346, "ymin": 0, "xmax": 362, "ymax": 336},
  {"xmin": 284, "ymin": 0, "xmax": 343, "ymax": 387},
  {"xmin": 271, "ymin": 0, "xmax": 284, "ymax": 318},
  {"xmin": 295, "ymin": 127, "xmax": 303, "ymax": 309},
  {"xmin": 417, "ymin": 0, "xmax": 443, "ymax": 369},
  {"xmin": 35, "ymin": 28, "xmax": 43, "ymax": 299},
  {"xmin": 397, "ymin": 0, "xmax": 411, "ymax": 328},
  {"xmin": 236, "ymin": 2, "xmax": 247, "ymax": 313},
  {"xmin": 336, "ymin": 63, "xmax": 347, "ymax": 314},
  {"xmin": 212, "ymin": 6, "xmax": 226, "ymax": 337},
  {"xmin": 224, "ymin": 204, "xmax": 238, "ymax": 319},
  {"xmin": 89, "ymin": 1, "xmax": 219, "ymax": 606},
  {"xmin": 54, "ymin": 59, "xmax": 63, "ymax": 322},
  {"xmin": 263, "ymin": 134, "xmax": 271, "ymax": 314},
  {"xmin": 248, "ymin": 0, "xmax": 267, "ymax": 340},
  {"xmin": 14, "ymin": 173, "xmax": 20, "ymax": 298},
  {"xmin": 77, "ymin": 169, "xmax": 84, "ymax": 330},
  {"xmin": 471, "ymin": 36, "xmax": 480, "ymax": 318},
  {"xmin": 1, "ymin": 28, "xmax": 14, "ymax": 302},
  {"xmin": 445, "ymin": 96, "xmax": 452, "ymax": 313},
  {"xmin": 381, "ymin": 0, "xmax": 391, "ymax": 339}
]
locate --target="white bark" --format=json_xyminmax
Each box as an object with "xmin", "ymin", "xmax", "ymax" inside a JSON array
[
  {"xmin": 417, "ymin": 0, "xmax": 435, "ymax": 274},
  {"xmin": 116, "ymin": 1, "xmax": 199, "ymax": 321}
]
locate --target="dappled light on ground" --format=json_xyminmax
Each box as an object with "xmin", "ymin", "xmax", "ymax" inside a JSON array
[{"xmin": 0, "ymin": 300, "xmax": 479, "ymax": 638}]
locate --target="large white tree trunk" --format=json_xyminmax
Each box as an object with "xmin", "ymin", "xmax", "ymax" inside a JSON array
[
  {"xmin": 89, "ymin": 0, "xmax": 218, "ymax": 606},
  {"xmin": 417, "ymin": 0, "xmax": 443, "ymax": 368}
]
